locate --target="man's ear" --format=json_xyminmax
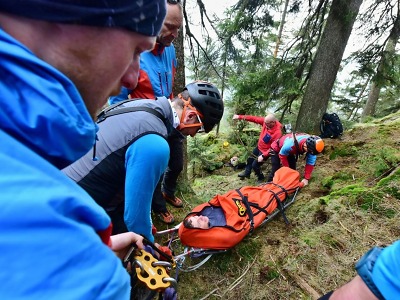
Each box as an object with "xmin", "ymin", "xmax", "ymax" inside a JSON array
[{"xmin": 185, "ymin": 111, "xmax": 198, "ymax": 123}]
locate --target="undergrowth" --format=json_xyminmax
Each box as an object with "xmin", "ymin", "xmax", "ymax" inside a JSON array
[{"xmin": 155, "ymin": 112, "xmax": 400, "ymax": 300}]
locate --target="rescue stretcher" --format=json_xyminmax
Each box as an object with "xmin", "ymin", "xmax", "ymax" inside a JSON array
[{"xmin": 126, "ymin": 167, "xmax": 302, "ymax": 299}]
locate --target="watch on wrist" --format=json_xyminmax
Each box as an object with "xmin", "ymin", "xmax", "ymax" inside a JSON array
[{"xmin": 355, "ymin": 246, "xmax": 385, "ymax": 300}]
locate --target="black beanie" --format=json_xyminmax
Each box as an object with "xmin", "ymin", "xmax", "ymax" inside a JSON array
[{"xmin": 0, "ymin": 0, "xmax": 166, "ymax": 37}]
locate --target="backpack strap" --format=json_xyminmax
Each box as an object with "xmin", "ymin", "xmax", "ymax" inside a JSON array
[
  {"xmin": 292, "ymin": 132, "xmax": 301, "ymax": 161},
  {"xmin": 96, "ymin": 99, "xmax": 167, "ymax": 126}
]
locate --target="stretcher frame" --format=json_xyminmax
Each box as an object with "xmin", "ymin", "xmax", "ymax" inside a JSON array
[{"xmin": 155, "ymin": 185, "xmax": 300, "ymax": 272}]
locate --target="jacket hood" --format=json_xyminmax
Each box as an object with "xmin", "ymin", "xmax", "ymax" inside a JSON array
[{"xmin": 0, "ymin": 28, "xmax": 96, "ymax": 169}]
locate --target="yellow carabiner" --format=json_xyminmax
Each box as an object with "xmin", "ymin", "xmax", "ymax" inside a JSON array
[{"xmin": 134, "ymin": 249, "xmax": 171, "ymax": 291}]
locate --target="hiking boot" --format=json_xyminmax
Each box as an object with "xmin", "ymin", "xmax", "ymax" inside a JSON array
[
  {"xmin": 256, "ymin": 174, "xmax": 265, "ymax": 184},
  {"xmin": 162, "ymin": 192, "xmax": 183, "ymax": 208},
  {"xmin": 238, "ymin": 170, "xmax": 250, "ymax": 179},
  {"xmin": 156, "ymin": 210, "xmax": 175, "ymax": 224}
]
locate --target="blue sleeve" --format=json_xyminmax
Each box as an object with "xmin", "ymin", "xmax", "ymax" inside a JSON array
[
  {"xmin": 108, "ymin": 87, "xmax": 132, "ymax": 105},
  {"xmin": 0, "ymin": 141, "xmax": 131, "ymax": 299},
  {"xmin": 279, "ymin": 138, "xmax": 294, "ymax": 156},
  {"xmin": 124, "ymin": 134, "xmax": 169, "ymax": 242},
  {"xmin": 372, "ymin": 240, "xmax": 400, "ymax": 299},
  {"xmin": 305, "ymin": 153, "xmax": 317, "ymax": 166}
]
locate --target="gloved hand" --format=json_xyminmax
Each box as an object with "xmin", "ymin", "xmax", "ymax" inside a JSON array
[
  {"xmin": 257, "ymin": 155, "xmax": 264, "ymax": 163},
  {"xmin": 301, "ymin": 178, "xmax": 309, "ymax": 187},
  {"xmin": 152, "ymin": 224, "xmax": 158, "ymax": 235}
]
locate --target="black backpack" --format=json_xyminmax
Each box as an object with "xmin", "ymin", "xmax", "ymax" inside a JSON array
[{"xmin": 320, "ymin": 113, "xmax": 343, "ymax": 138}]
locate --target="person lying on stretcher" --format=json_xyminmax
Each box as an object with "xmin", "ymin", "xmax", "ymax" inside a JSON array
[
  {"xmin": 184, "ymin": 206, "xmax": 226, "ymax": 229},
  {"xmin": 178, "ymin": 166, "xmax": 302, "ymax": 249}
]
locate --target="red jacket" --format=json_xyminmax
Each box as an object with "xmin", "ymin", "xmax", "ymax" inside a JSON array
[{"xmin": 237, "ymin": 115, "xmax": 282, "ymax": 156}]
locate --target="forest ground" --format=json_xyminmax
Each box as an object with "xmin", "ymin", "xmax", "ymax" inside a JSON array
[{"xmin": 152, "ymin": 112, "xmax": 400, "ymax": 300}]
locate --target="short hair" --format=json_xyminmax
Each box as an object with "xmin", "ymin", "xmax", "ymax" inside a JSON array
[
  {"xmin": 183, "ymin": 218, "xmax": 194, "ymax": 228},
  {"xmin": 171, "ymin": 90, "xmax": 190, "ymax": 110}
]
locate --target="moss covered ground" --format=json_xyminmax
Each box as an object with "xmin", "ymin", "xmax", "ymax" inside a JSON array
[{"xmin": 151, "ymin": 112, "xmax": 400, "ymax": 300}]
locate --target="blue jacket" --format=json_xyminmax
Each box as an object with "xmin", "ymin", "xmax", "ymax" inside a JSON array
[
  {"xmin": 0, "ymin": 28, "xmax": 130, "ymax": 299},
  {"xmin": 109, "ymin": 43, "xmax": 177, "ymax": 104},
  {"xmin": 372, "ymin": 240, "xmax": 400, "ymax": 298}
]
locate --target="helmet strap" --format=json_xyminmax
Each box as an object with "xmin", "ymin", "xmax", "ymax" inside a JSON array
[{"xmin": 176, "ymin": 93, "xmax": 204, "ymax": 130}]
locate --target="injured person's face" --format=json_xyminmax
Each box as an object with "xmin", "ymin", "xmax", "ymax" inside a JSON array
[{"xmin": 187, "ymin": 215, "xmax": 210, "ymax": 229}]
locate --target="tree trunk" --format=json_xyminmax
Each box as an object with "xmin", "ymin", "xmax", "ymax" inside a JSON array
[
  {"xmin": 362, "ymin": 10, "xmax": 400, "ymax": 118},
  {"xmin": 173, "ymin": 27, "xmax": 186, "ymax": 94},
  {"xmin": 173, "ymin": 27, "xmax": 191, "ymax": 190},
  {"xmin": 295, "ymin": 0, "xmax": 363, "ymax": 134},
  {"xmin": 274, "ymin": 0, "xmax": 290, "ymax": 58}
]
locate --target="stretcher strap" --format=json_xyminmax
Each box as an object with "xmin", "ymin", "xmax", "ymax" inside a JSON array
[
  {"xmin": 235, "ymin": 189, "xmax": 255, "ymax": 233},
  {"xmin": 249, "ymin": 185, "xmax": 291, "ymax": 225}
]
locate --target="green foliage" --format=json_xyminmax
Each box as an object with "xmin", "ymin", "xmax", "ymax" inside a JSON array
[
  {"xmin": 329, "ymin": 145, "xmax": 358, "ymax": 160},
  {"xmin": 320, "ymin": 170, "xmax": 353, "ymax": 190},
  {"xmin": 188, "ymin": 132, "xmax": 249, "ymax": 175},
  {"xmin": 321, "ymin": 176, "xmax": 334, "ymax": 189},
  {"xmin": 300, "ymin": 232, "xmax": 320, "ymax": 247},
  {"xmin": 209, "ymin": 238, "xmax": 261, "ymax": 273},
  {"xmin": 360, "ymin": 147, "xmax": 400, "ymax": 177}
]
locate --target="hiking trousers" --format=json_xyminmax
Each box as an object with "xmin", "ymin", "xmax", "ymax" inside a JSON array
[
  {"xmin": 268, "ymin": 150, "xmax": 297, "ymax": 181},
  {"xmin": 243, "ymin": 146, "xmax": 264, "ymax": 178}
]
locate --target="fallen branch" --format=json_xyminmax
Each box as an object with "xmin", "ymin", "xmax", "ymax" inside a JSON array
[
  {"xmin": 199, "ymin": 288, "xmax": 220, "ymax": 300},
  {"xmin": 367, "ymin": 163, "xmax": 400, "ymax": 186},
  {"xmin": 285, "ymin": 272, "xmax": 321, "ymax": 300},
  {"xmin": 221, "ymin": 255, "xmax": 258, "ymax": 296},
  {"xmin": 338, "ymin": 220, "xmax": 352, "ymax": 234}
]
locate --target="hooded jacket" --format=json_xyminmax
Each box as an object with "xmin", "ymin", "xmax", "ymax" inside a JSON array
[{"xmin": 0, "ymin": 28, "xmax": 130, "ymax": 299}]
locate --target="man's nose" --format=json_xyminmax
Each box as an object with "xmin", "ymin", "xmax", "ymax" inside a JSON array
[{"xmin": 121, "ymin": 61, "xmax": 140, "ymax": 90}]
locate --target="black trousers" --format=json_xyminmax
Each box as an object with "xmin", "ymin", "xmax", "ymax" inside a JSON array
[
  {"xmin": 244, "ymin": 147, "xmax": 264, "ymax": 177},
  {"xmin": 268, "ymin": 150, "xmax": 297, "ymax": 181},
  {"xmin": 151, "ymin": 134, "xmax": 184, "ymax": 213}
]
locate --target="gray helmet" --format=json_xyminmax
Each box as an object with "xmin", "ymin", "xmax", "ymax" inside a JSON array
[{"xmin": 185, "ymin": 81, "xmax": 224, "ymax": 133}]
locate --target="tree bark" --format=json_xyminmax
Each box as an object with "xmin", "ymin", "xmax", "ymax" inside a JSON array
[
  {"xmin": 362, "ymin": 10, "xmax": 400, "ymax": 118},
  {"xmin": 173, "ymin": 27, "xmax": 191, "ymax": 189},
  {"xmin": 295, "ymin": 0, "xmax": 363, "ymax": 133},
  {"xmin": 274, "ymin": 0, "xmax": 290, "ymax": 58},
  {"xmin": 173, "ymin": 27, "xmax": 186, "ymax": 94}
]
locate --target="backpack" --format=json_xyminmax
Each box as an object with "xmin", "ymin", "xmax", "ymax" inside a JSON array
[
  {"xmin": 97, "ymin": 99, "xmax": 167, "ymax": 125},
  {"xmin": 320, "ymin": 113, "xmax": 343, "ymax": 138}
]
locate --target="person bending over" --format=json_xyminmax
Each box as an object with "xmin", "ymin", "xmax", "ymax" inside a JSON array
[
  {"xmin": 268, "ymin": 133, "xmax": 324, "ymax": 186},
  {"xmin": 109, "ymin": 1, "xmax": 184, "ymax": 224},
  {"xmin": 63, "ymin": 82, "xmax": 224, "ymax": 242}
]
